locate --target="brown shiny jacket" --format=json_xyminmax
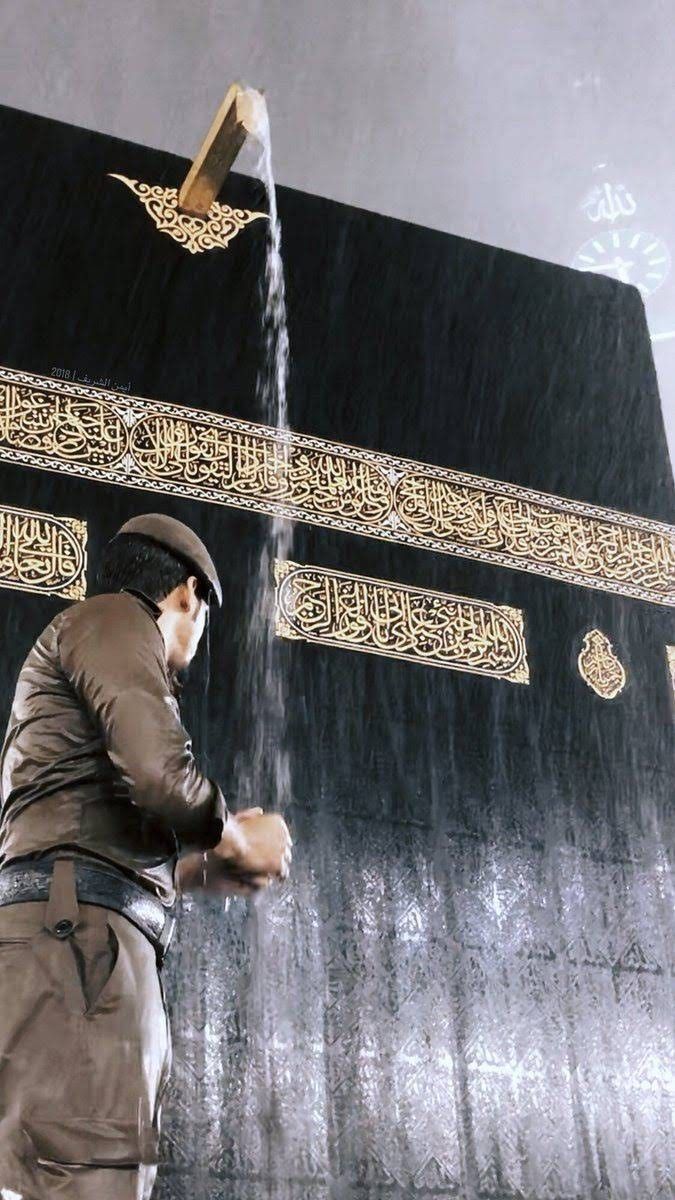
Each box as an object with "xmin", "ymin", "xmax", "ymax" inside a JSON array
[{"xmin": 0, "ymin": 588, "xmax": 228, "ymax": 907}]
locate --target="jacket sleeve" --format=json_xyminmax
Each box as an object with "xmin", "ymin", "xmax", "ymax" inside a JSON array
[{"xmin": 57, "ymin": 594, "xmax": 228, "ymax": 852}]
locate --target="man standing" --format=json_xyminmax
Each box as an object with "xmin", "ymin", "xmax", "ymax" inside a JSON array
[{"xmin": 0, "ymin": 512, "xmax": 292, "ymax": 1200}]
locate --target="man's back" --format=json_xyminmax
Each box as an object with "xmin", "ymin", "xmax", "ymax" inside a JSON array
[{"xmin": 0, "ymin": 588, "xmax": 213, "ymax": 907}]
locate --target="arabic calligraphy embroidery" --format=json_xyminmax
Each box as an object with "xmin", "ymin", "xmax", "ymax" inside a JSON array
[
  {"xmin": 577, "ymin": 630, "xmax": 627, "ymax": 699},
  {"xmin": 1, "ymin": 365, "xmax": 674, "ymax": 606},
  {"xmin": 274, "ymin": 560, "xmax": 529, "ymax": 683},
  {"xmin": 0, "ymin": 504, "xmax": 87, "ymax": 600}
]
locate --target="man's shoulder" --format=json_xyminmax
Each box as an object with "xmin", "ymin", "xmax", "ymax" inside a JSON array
[
  {"xmin": 54, "ymin": 591, "xmax": 161, "ymax": 638},
  {"xmin": 13, "ymin": 594, "xmax": 157, "ymax": 691}
]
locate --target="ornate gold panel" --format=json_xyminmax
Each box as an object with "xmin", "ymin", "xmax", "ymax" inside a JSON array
[
  {"xmin": 274, "ymin": 560, "xmax": 529, "ymax": 683},
  {"xmin": 108, "ymin": 174, "xmax": 267, "ymax": 254},
  {"xmin": 0, "ymin": 503, "xmax": 87, "ymax": 600},
  {"xmin": 1, "ymin": 365, "xmax": 674, "ymax": 606},
  {"xmin": 577, "ymin": 630, "xmax": 627, "ymax": 699}
]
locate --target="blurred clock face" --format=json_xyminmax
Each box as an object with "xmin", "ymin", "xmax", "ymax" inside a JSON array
[{"xmin": 571, "ymin": 229, "xmax": 671, "ymax": 297}]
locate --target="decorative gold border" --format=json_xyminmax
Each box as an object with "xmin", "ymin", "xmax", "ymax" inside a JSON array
[
  {"xmin": 274, "ymin": 560, "xmax": 529, "ymax": 683},
  {"xmin": 109, "ymin": 175, "xmax": 268, "ymax": 254},
  {"xmin": 577, "ymin": 629, "xmax": 627, "ymax": 699},
  {"xmin": 0, "ymin": 502, "xmax": 87, "ymax": 600},
  {"xmin": 1, "ymin": 365, "xmax": 674, "ymax": 606}
]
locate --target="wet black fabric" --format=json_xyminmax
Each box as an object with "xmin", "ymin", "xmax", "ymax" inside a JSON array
[{"xmin": 0, "ymin": 103, "xmax": 673, "ymax": 1199}]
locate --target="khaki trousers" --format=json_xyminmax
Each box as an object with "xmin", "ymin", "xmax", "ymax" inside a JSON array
[{"xmin": 0, "ymin": 858, "xmax": 172, "ymax": 1199}]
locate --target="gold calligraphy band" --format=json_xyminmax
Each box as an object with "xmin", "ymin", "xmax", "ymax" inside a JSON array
[{"xmin": 1, "ymin": 364, "xmax": 673, "ymax": 606}]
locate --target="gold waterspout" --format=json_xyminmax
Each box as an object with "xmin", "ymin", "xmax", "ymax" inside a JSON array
[{"xmin": 178, "ymin": 81, "xmax": 266, "ymax": 217}]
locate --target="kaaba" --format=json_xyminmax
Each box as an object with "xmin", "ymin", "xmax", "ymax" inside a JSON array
[{"xmin": 0, "ymin": 100, "xmax": 672, "ymax": 1200}]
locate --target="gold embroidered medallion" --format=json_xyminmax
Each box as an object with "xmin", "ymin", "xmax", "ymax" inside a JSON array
[{"xmin": 577, "ymin": 630, "xmax": 627, "ymax": 699}]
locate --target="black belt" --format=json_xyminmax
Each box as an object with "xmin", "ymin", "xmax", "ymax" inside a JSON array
[{"xmin": 0, "ymin": 853, "xmax": 177, "ymax": 966}]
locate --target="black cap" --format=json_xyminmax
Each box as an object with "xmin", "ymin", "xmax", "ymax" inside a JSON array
[{"xmin": 112, "ymin": 513, "xmax": 222, "ymax": 606}]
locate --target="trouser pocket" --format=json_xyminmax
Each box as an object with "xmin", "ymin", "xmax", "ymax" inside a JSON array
[
  {"xmin": 67, "ymin": 915, "xmax": 120, "ymax": 1015},
  {"xmin": 38, "ymin": 857, "xmax": 120, "ymax": 1018},
  {"xmin": 26, "ymin": 903, "xmax": 119, "ymax": 1018}
]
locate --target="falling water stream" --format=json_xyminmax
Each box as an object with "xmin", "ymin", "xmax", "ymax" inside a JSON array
[
  {"xmin": 232, "ymin": 86, "xmax": 293, "ymax": 818},
  {"xmin": 229, "ymin": 88, "xmax": 298, "ymax": 1184}
]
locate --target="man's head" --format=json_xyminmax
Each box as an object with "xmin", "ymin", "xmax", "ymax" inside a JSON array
[{"xmin": 96, "ymin": 514, "xmax": 222, "ymax": 671}]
